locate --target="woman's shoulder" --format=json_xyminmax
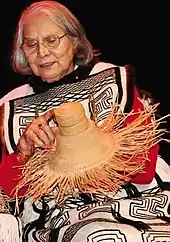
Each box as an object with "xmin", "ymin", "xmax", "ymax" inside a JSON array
[
  {"xmin": 0, "ymin": 84, "xmax": 34, "ymax": 106},
  {"xmin": 90, "ymin": 61, "xmax": 127, "ymax": 75}
]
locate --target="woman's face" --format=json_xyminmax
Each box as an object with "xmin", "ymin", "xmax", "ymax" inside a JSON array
[{"xmin": 22, "ymin": 12, "xmax": 75, "ymax": 83}]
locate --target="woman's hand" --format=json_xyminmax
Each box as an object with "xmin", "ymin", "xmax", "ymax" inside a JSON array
[{"xmin": 17, "ymin": 109, "xmax": 57, "ymax": 158}]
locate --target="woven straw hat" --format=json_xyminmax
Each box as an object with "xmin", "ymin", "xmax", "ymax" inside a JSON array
[
  {"xmin": 16, "ymin": 102, "xmax": 165, "ymax": 203},
  {"xmin": 50, "ymin": 102, "xmax": 117, "ymax": 174}
]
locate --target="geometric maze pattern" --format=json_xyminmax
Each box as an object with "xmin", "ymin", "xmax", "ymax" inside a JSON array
[
  {"xmin": 87, "ymin": 229, "xmax": 127, "ymax": 242},
  {"xmin": 142, "ymin": 230, "xmax": 170, "ymax": 242},
  {"xmin": 130, "ymin": 194, "xmax": 168, "ymax": 220}
]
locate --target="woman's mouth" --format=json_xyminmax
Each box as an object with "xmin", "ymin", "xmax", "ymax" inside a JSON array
[{"xmin": 40, "ymin": 62, "xmax": 55, "ymax": 68}]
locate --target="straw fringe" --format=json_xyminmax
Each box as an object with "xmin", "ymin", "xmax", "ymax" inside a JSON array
[
  {"xmin": 0, "ymin": 187, "xmax": 10, "ymax": 213},
  {"xmin": 15, "ymin": 103, "xmax": 169, "ymax": 203}
]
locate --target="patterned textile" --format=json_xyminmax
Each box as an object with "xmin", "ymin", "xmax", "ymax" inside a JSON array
[
  {"xmin": 18, "ymin": 156, "xmax": 170, "ymax": 242},
  {"xmin": 1, "ymin": 155, "xmax": 170, "ymax": 242},
  {"xmin": 2, "ymin": 65, "xmax": 127, "ymax": 154}
]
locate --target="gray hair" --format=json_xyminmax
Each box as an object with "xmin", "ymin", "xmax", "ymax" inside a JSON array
[{"xmin": 12, "ymin": 1, "xmax": 94, "ymax": 75}]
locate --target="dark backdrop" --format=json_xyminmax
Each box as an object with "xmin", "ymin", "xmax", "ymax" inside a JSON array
[{"xmin": 1, "ymin": 1, "xmax": 170, "ymax": 160}]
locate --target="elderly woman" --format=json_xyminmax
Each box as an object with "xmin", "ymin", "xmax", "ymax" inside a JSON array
[{"xmin": 0, "ymin": 1, "xmax": 162, "ymax": 241}]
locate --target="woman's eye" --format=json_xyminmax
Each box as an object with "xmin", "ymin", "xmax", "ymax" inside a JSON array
[
  {"xmin": 46, "ymin": 36, "xmax": 57, "ymax": 43},
  {"xmin": 26, "ymin": 41, "xmax": 37, "ymax": 47}
]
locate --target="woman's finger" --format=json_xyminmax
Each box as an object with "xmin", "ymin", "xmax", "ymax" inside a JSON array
[
  {"xmin": 26, "ymin": 129, "xmax": 45, "ymax": 147},
  {"xmin": 28, "ymin": 123, "xmax": 55, "ymax": 146},
  {"xmin": 18, "ymin": 136, "xmax": 34, "ymax": 156},
  {"xmin": 43, "ymin": 109, "xmax": 55, "ymax": 122},
  {"xmin": 38, "ymin": 123, "xmax": 56, "ymax": 143}
]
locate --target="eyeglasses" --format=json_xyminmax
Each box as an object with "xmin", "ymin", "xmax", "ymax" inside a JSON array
[{"xmin": 21, "ymin": 33, "xmax": 67, "ymax": 54}]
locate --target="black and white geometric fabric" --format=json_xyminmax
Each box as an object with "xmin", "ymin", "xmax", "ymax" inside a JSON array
[
  {"xmin": 3, "ymin": 64, "xmax": 127, "ymax": 154},
  {"xmin": 18, "ymin": 156, "xmax": 170, "ymax": 242}
]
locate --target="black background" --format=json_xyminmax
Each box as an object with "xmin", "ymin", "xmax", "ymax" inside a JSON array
[{"xmin": 1, "ymin": 1, "xmax": 170, "ymax": 160}]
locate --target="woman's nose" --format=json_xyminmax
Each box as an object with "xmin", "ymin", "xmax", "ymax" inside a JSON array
[{"xmin": 37, "ymin": 42, "xmax": 50, "ymax": 57}]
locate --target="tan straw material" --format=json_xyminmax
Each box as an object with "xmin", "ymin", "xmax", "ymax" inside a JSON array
[
  {"xmin": 15, "ymin": 102, "xmax": 168, "ymax": 203},
  {"xmin": 0, "ymin": 187, "xmax": 9, "ymax": 213}
]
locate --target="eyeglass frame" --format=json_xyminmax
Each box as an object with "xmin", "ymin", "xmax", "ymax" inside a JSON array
[{"xmin": 21, "ymin": 33, "xmax": 67, "ymax": 54}]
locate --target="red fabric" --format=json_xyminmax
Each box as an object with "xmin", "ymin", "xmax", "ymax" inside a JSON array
[
  {"xmin": 0, "ymin": 153, "xmax": 28, "ymax": 197},
  {"xmin": 124, "ymin": 86, "xmax": 159, "ymax": 184}
]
